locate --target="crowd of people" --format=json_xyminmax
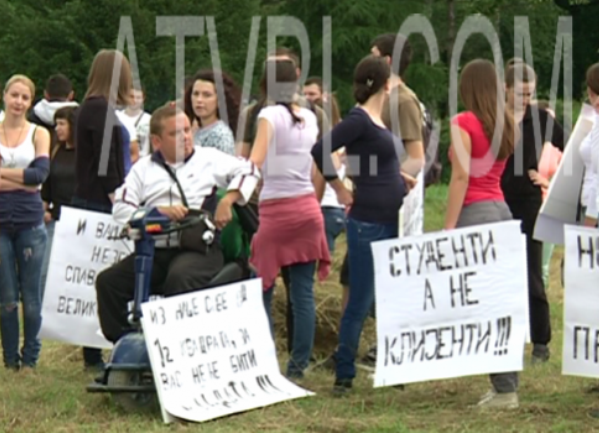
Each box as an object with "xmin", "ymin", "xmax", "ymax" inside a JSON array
[{"xmin": 1, "ymin": 29, "xmax": 594, "ymax": 412}]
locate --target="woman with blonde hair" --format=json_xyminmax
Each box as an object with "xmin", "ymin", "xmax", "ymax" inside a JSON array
[{"xmin": 0, "ymin": 74, "xmax": 51, "ymax": 371}]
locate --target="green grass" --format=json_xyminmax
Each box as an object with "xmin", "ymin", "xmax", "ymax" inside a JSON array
[{"xmin": 2, "ymin": 184, "xmax": 598, "ymax": 432}]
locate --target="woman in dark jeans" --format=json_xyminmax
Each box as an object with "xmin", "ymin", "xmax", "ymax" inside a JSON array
[
  {"xmin": 72, "ymin": 49, "xmax": 132, "ymax": 370},
  {"xmin": 312, "ymin": 55, "xmax": 409, "ymax": 393}
]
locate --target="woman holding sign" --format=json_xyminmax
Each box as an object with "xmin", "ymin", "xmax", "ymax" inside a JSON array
[
  {"xmin": 444, "ymin": 59, "xmax": 520, "ymax": 409},
  {"xmin": 0, "ymin": 75, "xmax": 51, "ymax": 371}
]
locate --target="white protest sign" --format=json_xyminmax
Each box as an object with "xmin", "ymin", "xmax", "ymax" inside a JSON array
[
  {"xmin": 40, "ymin": 207, "xmax": 132, "ymax": 349},
  {"xmin": 562, "ymin": 225, "xmax": 599, "ymax": 378},
  {"xmin": 372, "ymin": 221, "xmax": 529, "ymax": 387},
  {"xmin": 140, "ymin": 278, "xmax": 314, "ymax": 424},
  {"xmin": 399, "ymin": 171, "xmax": 424, "ymax": 238},
  {"xmin": 534, "ymin": 103, "xmax": 595, "ymax": 244}
]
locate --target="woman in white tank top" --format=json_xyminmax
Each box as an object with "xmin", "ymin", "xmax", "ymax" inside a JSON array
[{"xmin": 0, "ymin": 75, "xmax": 51, "ymax": 371}]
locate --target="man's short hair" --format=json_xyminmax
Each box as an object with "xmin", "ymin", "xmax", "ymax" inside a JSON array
[
  {"xmin": 150, "ymin": 103, "xmax": 184, "ymax": 136},
  {"xmin": 371, "ymin": 33, "xmax": 412, "ymax": 78},
  {"xmin": 267, "ymin": 47, "xmax": 300, "ymax": 68},
  {"xmin": 46, "ymin": 74, "xmax": 72, "ymax": 100}
]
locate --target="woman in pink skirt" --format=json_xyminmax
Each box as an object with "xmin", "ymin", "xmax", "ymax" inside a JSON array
[{"xmin": 249, "ymin": 59, "xmax": 330, "ymax": 379}]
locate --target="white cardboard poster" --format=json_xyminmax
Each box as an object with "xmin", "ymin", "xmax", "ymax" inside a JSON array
[
  {"xmin": 372, "ymin": 221, "xmax": 529, "ymax": 387},
  {"xmin": 140, "ymin": 278, "xmax": 314, "ymax": 424},
  {"xmin": 399, "ymin": 171, "xmax": 425, "ymax": 238},
  {"xmin": 534, "ymin": 103, "xmax": 595, "ymax": 245},
  {"xmin": 40, "ymin": 207, "xmax": 132, "ymax": 349},
  {"xmin": 562, "ymin": 225, "xmax": 599, "ymax": 378}
]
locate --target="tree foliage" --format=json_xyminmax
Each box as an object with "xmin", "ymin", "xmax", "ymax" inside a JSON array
[{"xmin": 0, "ymin": 0, "xmax": 589, "ymax": 115}]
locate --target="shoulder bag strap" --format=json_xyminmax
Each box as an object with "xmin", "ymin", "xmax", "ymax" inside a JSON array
[{"xmin": 160, "ymin": 161, "xmax": 189, "ymax": 208}]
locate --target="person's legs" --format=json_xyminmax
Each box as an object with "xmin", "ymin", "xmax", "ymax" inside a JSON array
[
  {"xmin": 162, "ymin": 248, "xmax": 224, "ymax": 296},
  {"xmin": 96, "ymin": 251, "xmax": 170, "ymax": 343},
  {"xmin": 40, "ymin": 220, "xmax": 55, "ymax": 300},
  {"xmin": 286, "ymin": 261, "xmax": 316, "ymax": 378},
  {"xmin": 281, "ymin": 266, "xmax": 293, "ymax": 354},
  {"xmin": 0, "ymin": 232, "xmax": 20, "ymax": 370},
  {"xmin": 262, "ymin": 286, "xmax": 275, "ymax": 339},
  {"xmin": 528, "ymin": 236, "xmax": 551, "ymax": 361},
  {"xmin": 15, "ymin": 224, "xmax": 47, "ymax": 368},
  {"xmin": 322, "ymin": 207, "xmax": 346, "ymax": 255},
  {"xmin": 457, "ymin": 201, "xmax": 519, "ymax": 408},
  {"xmin": 334, "ymin": 218, "xmax": 397, "ymax": 391}
]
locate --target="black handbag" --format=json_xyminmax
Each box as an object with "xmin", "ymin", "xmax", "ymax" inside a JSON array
[{"xmin": 159, "ymin": 161, "xmax": 215, "ymax": 254}]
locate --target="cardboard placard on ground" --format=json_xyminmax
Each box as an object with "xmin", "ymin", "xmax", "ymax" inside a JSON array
[{"xmin": 140, "ymin": 278, "xmax": 314, "ymax": 424}]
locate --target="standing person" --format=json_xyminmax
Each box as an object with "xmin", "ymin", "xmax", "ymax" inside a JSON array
[
  {"xmin": 117, "ymin": 85, "xmax": 151, "ymax": 157},
  {"xmin": 0, "ymin": 75, "xmax": 51, "ymax": 371},
  {"xmin": 28, "ymin": 74, "xmax": 78, "ymax": 138},
  {"xmin": 249, "ymin": 59, "xmax": 330, "ymax": 379},
  {"xmin": 445, "ymin": 59, "xmax": 520, "ymax": 409},
  {"xmin": 72, "ymin": 49, "xmax": 132, "ymax": 370},
  {"xmin": 40, "ymin": 107, "xmax": 78, "ymax": 298},
  {"xmin": 312, "ymin": 55, "xmax": 409, "ymax": 394},
  {"xmin": 501, "ymin": 59, "xmax": 565, "ymax": 364},
  {"xmin": 238, "ymin": 47, "xmax": 330, "ymax": 357},
  {"xmin": 184, "ymin": 69, "xmax": 241, "ymax": 155}
]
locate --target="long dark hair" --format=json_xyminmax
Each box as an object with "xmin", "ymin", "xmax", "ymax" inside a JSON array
[
  {"xmin": 257, "ymin": 59, "xmax": 301, "ymax": 124},
  {"xmin": 184, "ymin": 69, "xmax": 241, "ymax": 130}
]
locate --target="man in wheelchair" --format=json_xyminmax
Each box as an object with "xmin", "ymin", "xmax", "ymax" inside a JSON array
[{"xmin": 96, "ymin": 104, "xmax": 259, "ymax": 344}]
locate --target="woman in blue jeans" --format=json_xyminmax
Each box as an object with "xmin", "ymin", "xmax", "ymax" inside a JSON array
[
  {"xmin": 312, "ymin": 55, "xmax": 410, "ymax": 393},
  {"xmin": 0, "ymin": 75, "xmax": 51, "ymax": 371}
]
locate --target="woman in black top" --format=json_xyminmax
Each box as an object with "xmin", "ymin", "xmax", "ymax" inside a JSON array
[
  {"xmin": 501, "ymin": 59, "xmax": 565, "ymax": 364},
  {"xmin": 312, "ymin": 55, "xmax": 408, "ymax": 394},
  {"xmin": 41, "ymin": 106, "xmax": 105, "ymax": 370},
  {"xmin": 73, "ymin": 49, "xmax": 132, "ymax": 211}
]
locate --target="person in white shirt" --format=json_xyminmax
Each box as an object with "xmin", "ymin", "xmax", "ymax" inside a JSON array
[
  {"xmin": 95, "ymin": 104, "xmax": 259, "ymax": 343},
  {"xmin": 118, "ymin": 86, "xmax": 151, "ymax": 158}
]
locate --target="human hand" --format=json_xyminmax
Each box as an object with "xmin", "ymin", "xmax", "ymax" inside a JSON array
[
  {"xmin": 401, "ymin": 172, "xmax": 417, "ymax": 191},
  {"xmin": 158, "ymin": 205, "xmax": 189, "ymax": 221},
  {"xmin": 214, "ymin": 198, "xmax": 234, "ymax": 230},
  {"xmin": 44, "ymin": 211, "xmax": 53, "ymax": 224},
  {"xmin": 528, "ymin": 169, "xmax": 549, "ymax": 189},
  {"xmin": 335, "ymin": 187, "xmax": 354, "ymax": 207}
]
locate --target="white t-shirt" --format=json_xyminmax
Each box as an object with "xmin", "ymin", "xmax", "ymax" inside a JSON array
[
  {"xmin": 258, "ymin": 105, "xmax": 318, "ymax": 201},
  {"xmin": 117, "ymin": 110, "xmax": 152, "ymax": 156},
  {"xmin": 116, "ymin": 110, "xmax": 138, "ymax": 143}
]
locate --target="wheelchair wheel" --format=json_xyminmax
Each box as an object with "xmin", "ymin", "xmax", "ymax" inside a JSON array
[{"xmin": 107, "ymin": 370, "xmax": 159, "ymax": 412}]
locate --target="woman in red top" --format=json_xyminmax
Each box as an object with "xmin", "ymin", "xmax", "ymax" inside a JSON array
[{"xmin": 445, "ymin": 59, "xmax": 520, "ymax": 409}]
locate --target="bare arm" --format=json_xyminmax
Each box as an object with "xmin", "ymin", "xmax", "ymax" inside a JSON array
[
  {"xmin": 0, "ymin": 126, "xmax": 51, "ymax": 185},
  {"xmin": 444, "ymin": 125, "xmax": 471, "ymax": 230},
  {"xmin": 249, "ymin": 118, "xmax": 274, "ymax": 169},
  {"xmin": 401, "ymin": 139, "xmax": 425, "ymax": 176}
]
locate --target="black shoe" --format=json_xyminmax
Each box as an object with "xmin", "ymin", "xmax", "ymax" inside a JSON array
[
  {"xmin": 333, "ymin": 378, "xmax": 352, "ymax": 396},
  {"xmin": 531, "ymin": 344, "xmax": 550, "ymax": 364}
]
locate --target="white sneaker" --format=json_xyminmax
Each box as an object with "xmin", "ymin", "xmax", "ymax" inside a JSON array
[{"xmin": 476, "ymin": 392, "xmax": 519, "ymax": 410}]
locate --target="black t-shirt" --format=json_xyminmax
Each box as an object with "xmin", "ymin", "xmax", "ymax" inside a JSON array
[
  {"xmin": 42, "ymin": 145, "xmax": 76, "ymax": 221},
  {"xmin": 501, "ymin": 105, "xmax": 565, "ymax": 202}
]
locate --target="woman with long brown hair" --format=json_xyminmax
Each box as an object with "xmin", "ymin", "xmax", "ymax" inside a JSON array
[
  {"xmin": 445, "ymin": 59, "xmax": 519, "ymax": 409},
  {"xmin": 72, "ymin": 49, "xmax": 132, "ymax": 370}
]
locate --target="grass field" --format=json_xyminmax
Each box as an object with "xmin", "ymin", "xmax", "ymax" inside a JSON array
[{"xmin": 1, "ymin": 185, "xmax": 598, "ymax": 432}]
